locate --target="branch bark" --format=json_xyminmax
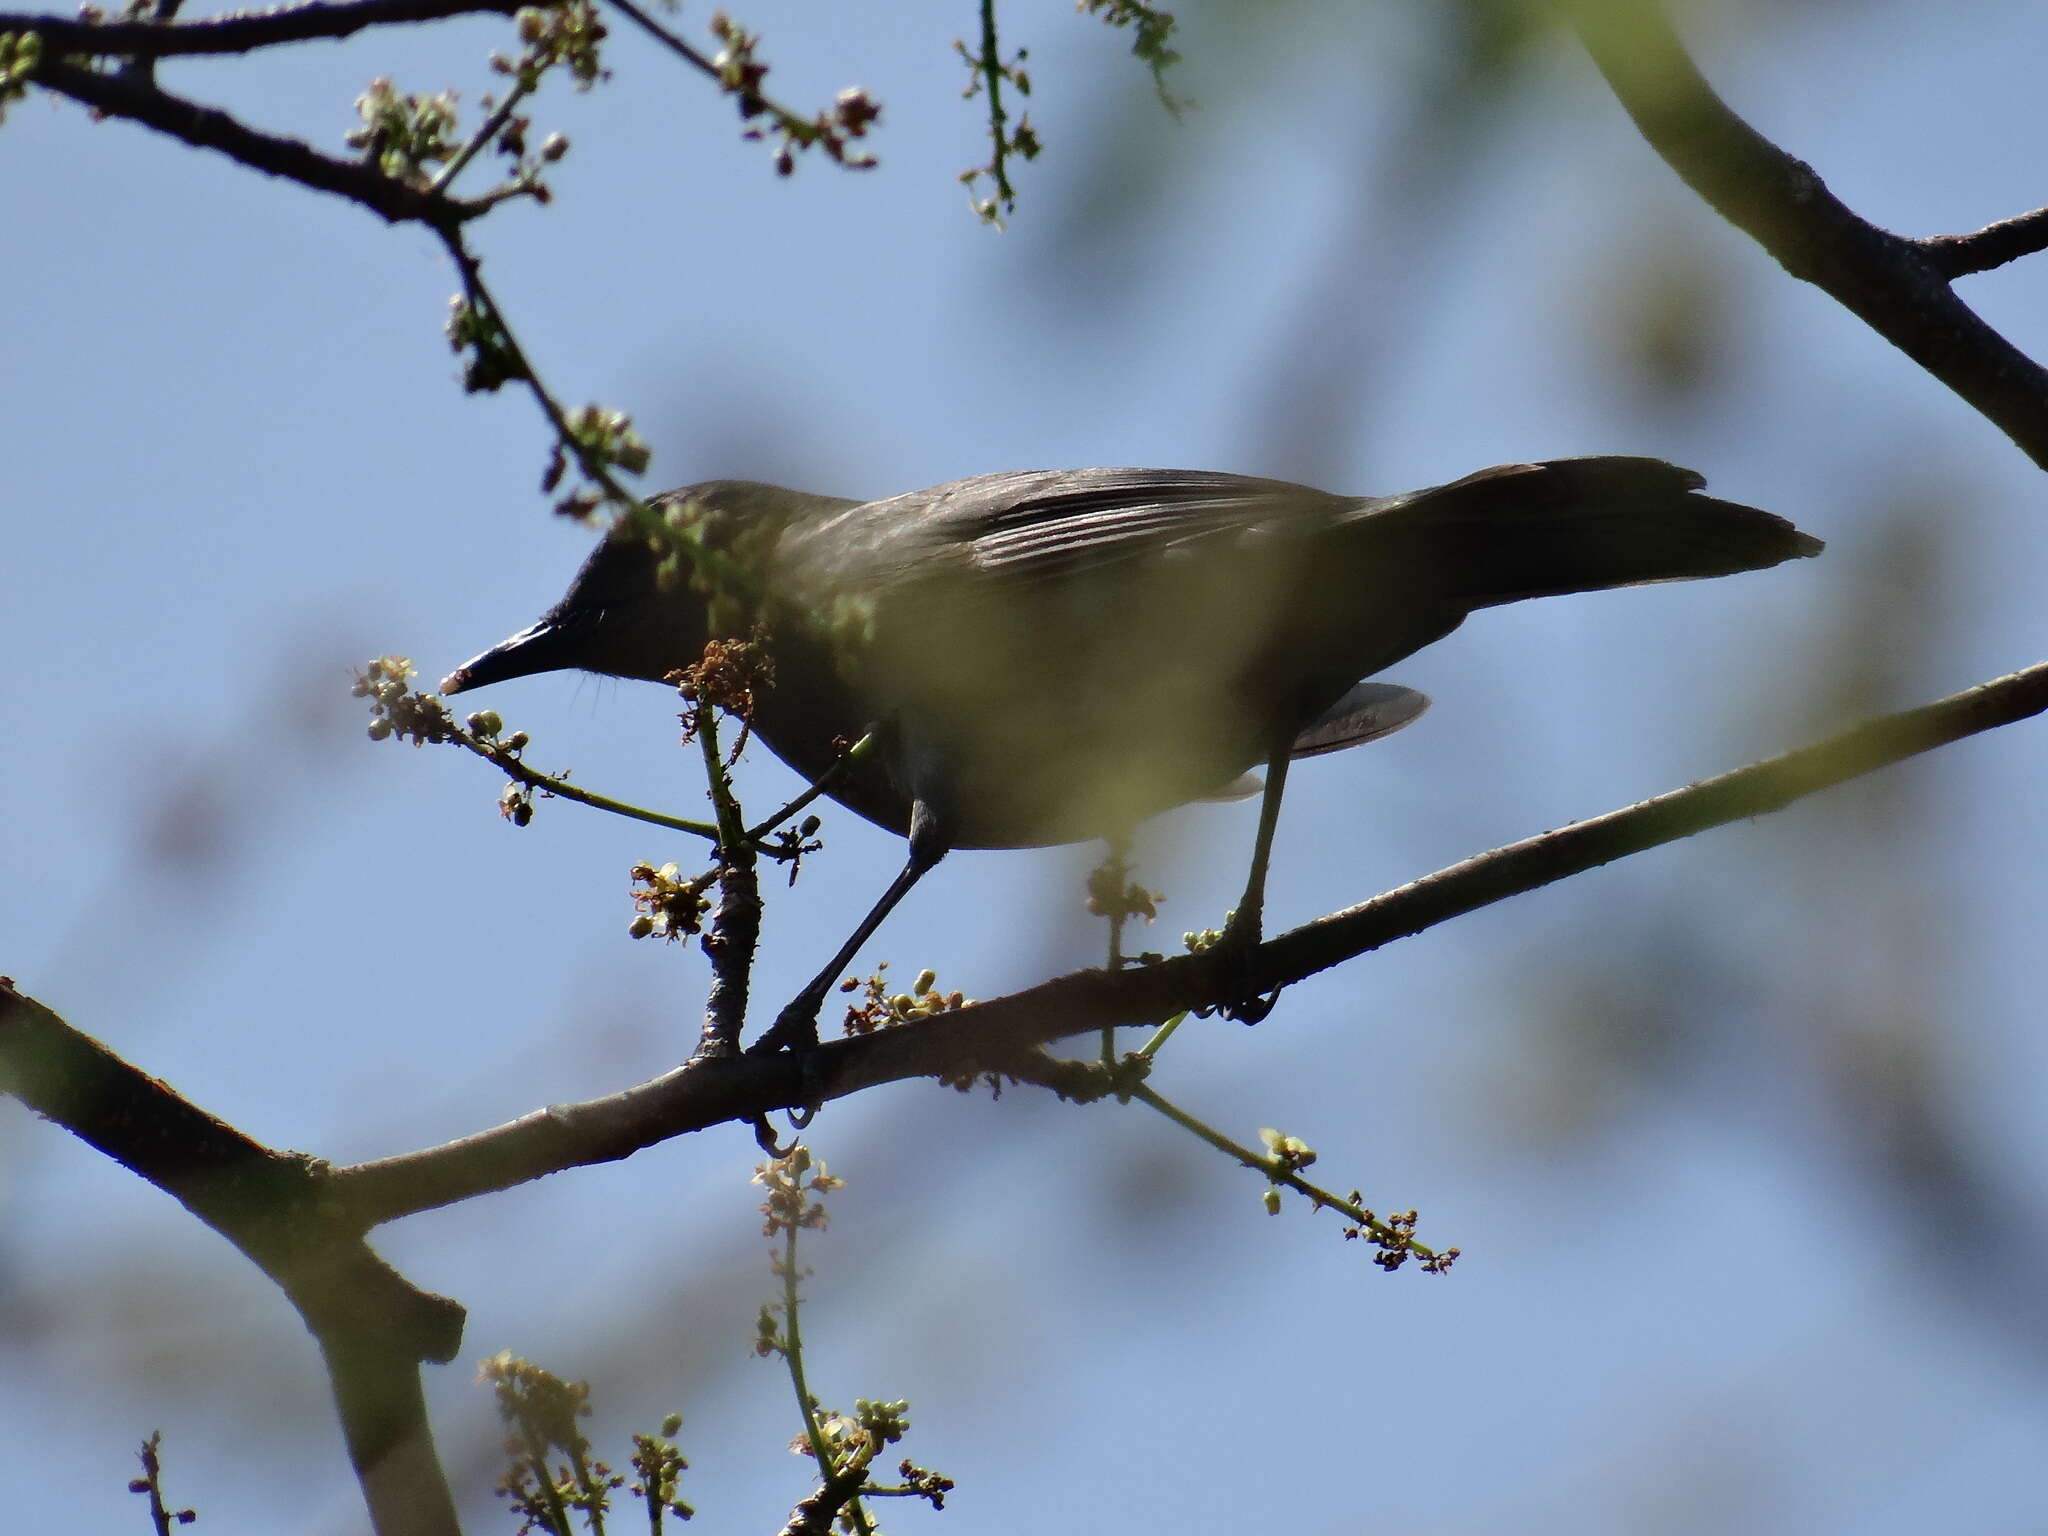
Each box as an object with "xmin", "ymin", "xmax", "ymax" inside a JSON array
[
  {"xmin": 10, "ymin": 671, "xmax": 2047, "ymax": 1521},
  {"xmin": 326, "ymin": 658, "xmax": 2048, "ymax": 1225},
  {"xmin": 31, "ymin": 59, "xmax": 485, "ymax": 226},
  {"xmin": 0, "ymin": 0, "xmax": 517, "ymax": 58},
  {"xmin": 1922, "ymin": 205, "xmax": 2048, "ymax": 281},
  {"xmin": 0, "ymin": 981, "xmax": 464, "ymax": 1536},
  {"xmin": 1565, "ymin": 0, "xmax": 2048, "ymax": 470}
]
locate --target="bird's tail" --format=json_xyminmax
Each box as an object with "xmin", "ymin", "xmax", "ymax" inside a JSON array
[{"xmin": 1354, "ymin": 456, "xmax": 1822, "ymax": 605}]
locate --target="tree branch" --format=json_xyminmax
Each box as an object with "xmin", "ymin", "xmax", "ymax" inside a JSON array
[
  {"xmin": 323, "ymin": 1336, "xmax": 463, "ymax": 1536},
  {"xmin": 1564, "ymin": 0, "xmax": 2048, "ymax": 470},
  {"xmin": 0, "ymin": 980, "xmax": 465, "ymax": 1536},
  {"xmin": 1921, "ymin": 205, "xmax": 2048, "ymax": 281},
  {"xmin": 0, "ymin": 0, "xmax": 517, "ymax": 59},
  {"xmin": 11, "ymin": 658, "xmax": 2046, "ymax": 1494},
  {"xmin": 328, "ymin": 658, "xmax": 2048, "ymax": 1225},
  {"xmin": 33, "ymin": 58, "xmax": 485, "ymax": 226}
]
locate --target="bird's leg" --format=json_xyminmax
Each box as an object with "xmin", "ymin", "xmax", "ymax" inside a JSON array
[
  {"xmin": 1225, "ymin": 739, "xmax": 1291, "ymax": 950},
  {"xmin": 748, "ymin": 805, "xmax": 950, "ymax": 1055},
  {"xmin": 1216, "ymin": 735, "xmax": 1292, "ymax": 1023}
]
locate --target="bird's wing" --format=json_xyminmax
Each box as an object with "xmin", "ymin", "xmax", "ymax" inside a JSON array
[{"xmin": 904, "ymin": 468, "xmax": 1354, "ymax": 581}]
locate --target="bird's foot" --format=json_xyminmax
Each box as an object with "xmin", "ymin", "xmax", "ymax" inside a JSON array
[
  {"xmin": 1193, "ymin": 909, "xmax": 1283, "ymax": 1024},
  {"xmin": 1219, "ymin": 979, "xmax": 1280, "ymax": 1023},
  {"xmin": 748, "ymin": 995, "xmax": 824, "ymax": 1056},
  {"xmin": 745, "ymin": 1006, "xmax": 829, "ymax": 1149},
  {"xmin": 1218, "ymin": 904, "xmax": 1262, "ymax": 954}
]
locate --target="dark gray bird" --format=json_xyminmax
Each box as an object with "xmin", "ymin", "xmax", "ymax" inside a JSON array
[{"xmin": 444, "ymin": 456, "xmax": 1821, "ymax": 1046}]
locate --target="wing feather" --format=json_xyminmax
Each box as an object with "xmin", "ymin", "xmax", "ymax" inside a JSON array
[{"xmin": 915, "ymin": 468, "xmax": 1355, "ymax": 579}]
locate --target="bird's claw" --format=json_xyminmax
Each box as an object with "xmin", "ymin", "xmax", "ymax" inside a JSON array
[
  {"xmin": 1209, "ymin": 911, "xmax": 1282, "ymax": 1024},
  {"xmin": 749, "ymin": 996, "xmax": 824, "ymax": 1056},
  {"xmin": 748, "ymin": 1026, "xmax": 828, "ymax": 1150},
  {"xmin": 1224, "ymin": 989, "xmax": 1280, "ymax": 1024}
]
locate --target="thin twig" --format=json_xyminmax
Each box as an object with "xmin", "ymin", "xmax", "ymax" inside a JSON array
[
  {"xmin": 972, "ymin": 0, "xmax": 1016, "ymax": 211},
  {"xmin": 601, "ymin": 0, "xmax": 723, "ymax": 79},
  {"xmin": 743, "ymin": 733, "xmax": 875, "ymax": 845},
  {"xmin": 426, "ymin": 74, "xmax": 533, "ymax": 196},
  {"xmin": 1919, "ymin": 204, "xmax": 2048, "ymax": 280},
  {"xmin": 1127, "ymin": 1082, "xmax": 1447, "ymax": 1263},
  {"xmin": 438, "ymin": 229, "xmax": 648, "ymax": 513},
  {"xmin": 463, "ymin": 731, "xmax": 720, "ymax": 839}
]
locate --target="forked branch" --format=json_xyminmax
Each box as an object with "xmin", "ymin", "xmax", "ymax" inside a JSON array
[{"xmin": 1565, "ymin": 0, "xmax": 2048, "ymax": 469}]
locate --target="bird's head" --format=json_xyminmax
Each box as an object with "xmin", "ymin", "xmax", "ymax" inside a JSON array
[
  {"xmin": 441, "ymin": 480, "xmax": 849, "ymax": 696},
  {"xmin": 440, "ymin": 515, "xmax": 683, "ymax": 694}
]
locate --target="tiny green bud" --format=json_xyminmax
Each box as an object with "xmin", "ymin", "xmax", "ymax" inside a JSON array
[{"xmin": 1262, "ymin": 1188, "xmax": 1282, "ymax": 1216}]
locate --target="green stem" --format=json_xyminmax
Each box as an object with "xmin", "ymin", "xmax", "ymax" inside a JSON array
[
  {"xmin": 693, "ymin": 708, "xmax": 749, "ymax": 855},
  {"xmin": 522, "ymin": 1424, "xmax": 574, "ymax": 1536},
  {"xmin": 743, "ymin": 731, "xmax": 874, "ymax": 844},
  {"xmin": 1126, "ymin": 1083, "xmax": 1444, "ymax": 1261},
  {"xmin": 975, "ymin": 0, "xmax": 1014, "ymax": 208},
  {"xmin": 458, "ymin": 728, "xmax": 719, "ymax": 839},
  {"xmin": 568, "ymin": 1442, "xmax": 607, "ymax": 1536},
  {"xmin": 1133, "ymin": 1011, "xmax": 1187, "ymax": 1060},
  {"xmin": 778, "ymin": 1223, "xmax": 875, "ymax": 1535},
  {"xmin": 781, "ymin": 1223, "xmax": 830, "ymax": 1465}
]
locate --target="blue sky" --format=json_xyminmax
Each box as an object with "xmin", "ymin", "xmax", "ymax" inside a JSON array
[{"xmin": 6, "ymin": 2, "xmax": 2048, "ymax": 1531}]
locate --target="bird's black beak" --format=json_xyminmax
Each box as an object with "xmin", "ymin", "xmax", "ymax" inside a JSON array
[{"xmin": 440, "ymin": 618, "xmax": 579, "ymax": 695}]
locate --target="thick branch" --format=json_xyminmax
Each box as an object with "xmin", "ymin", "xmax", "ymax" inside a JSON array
[
  {"xmin": 0, "ymin": 980, "xmax": 460, "ymax": 1353},
  {"xmin": 0, "ymin": 981, "xmax": 465, "ymax": 1536},
  {"xmin": 1566, "ymin": 0, "xmax": 2048, "ymax": 470},
  {"xmin": 775, "ymin": 1463, "xmax": 871, "ymax": 1536},
  {"xmin": 0, "ymin": 0, "xmax": 517, "ymax": 59},
  {"xmin": 32, "ymin": 60, "xmax": 485, "ymax": 227},
  {"xmin": 331, "ymin": 659, "xmax": 2048, "ymax": 1225},
  {"xmin": 699, "ymin": 857, "xmax": 762, "ymax": 1057},
  {"xmin": 324, "ymin": 1337, "xmax": 462, "ymax": 1536}
]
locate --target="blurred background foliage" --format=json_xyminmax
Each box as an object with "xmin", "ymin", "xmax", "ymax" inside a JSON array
[{"xmin": 4, "ymin": 0, "xmax": 2046, "ymax": 1530}]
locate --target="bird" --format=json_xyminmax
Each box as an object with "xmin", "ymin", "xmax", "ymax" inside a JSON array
[{"xmin": 443, "ymin": 456, "xmax": 1822, "ymax": 1048}]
